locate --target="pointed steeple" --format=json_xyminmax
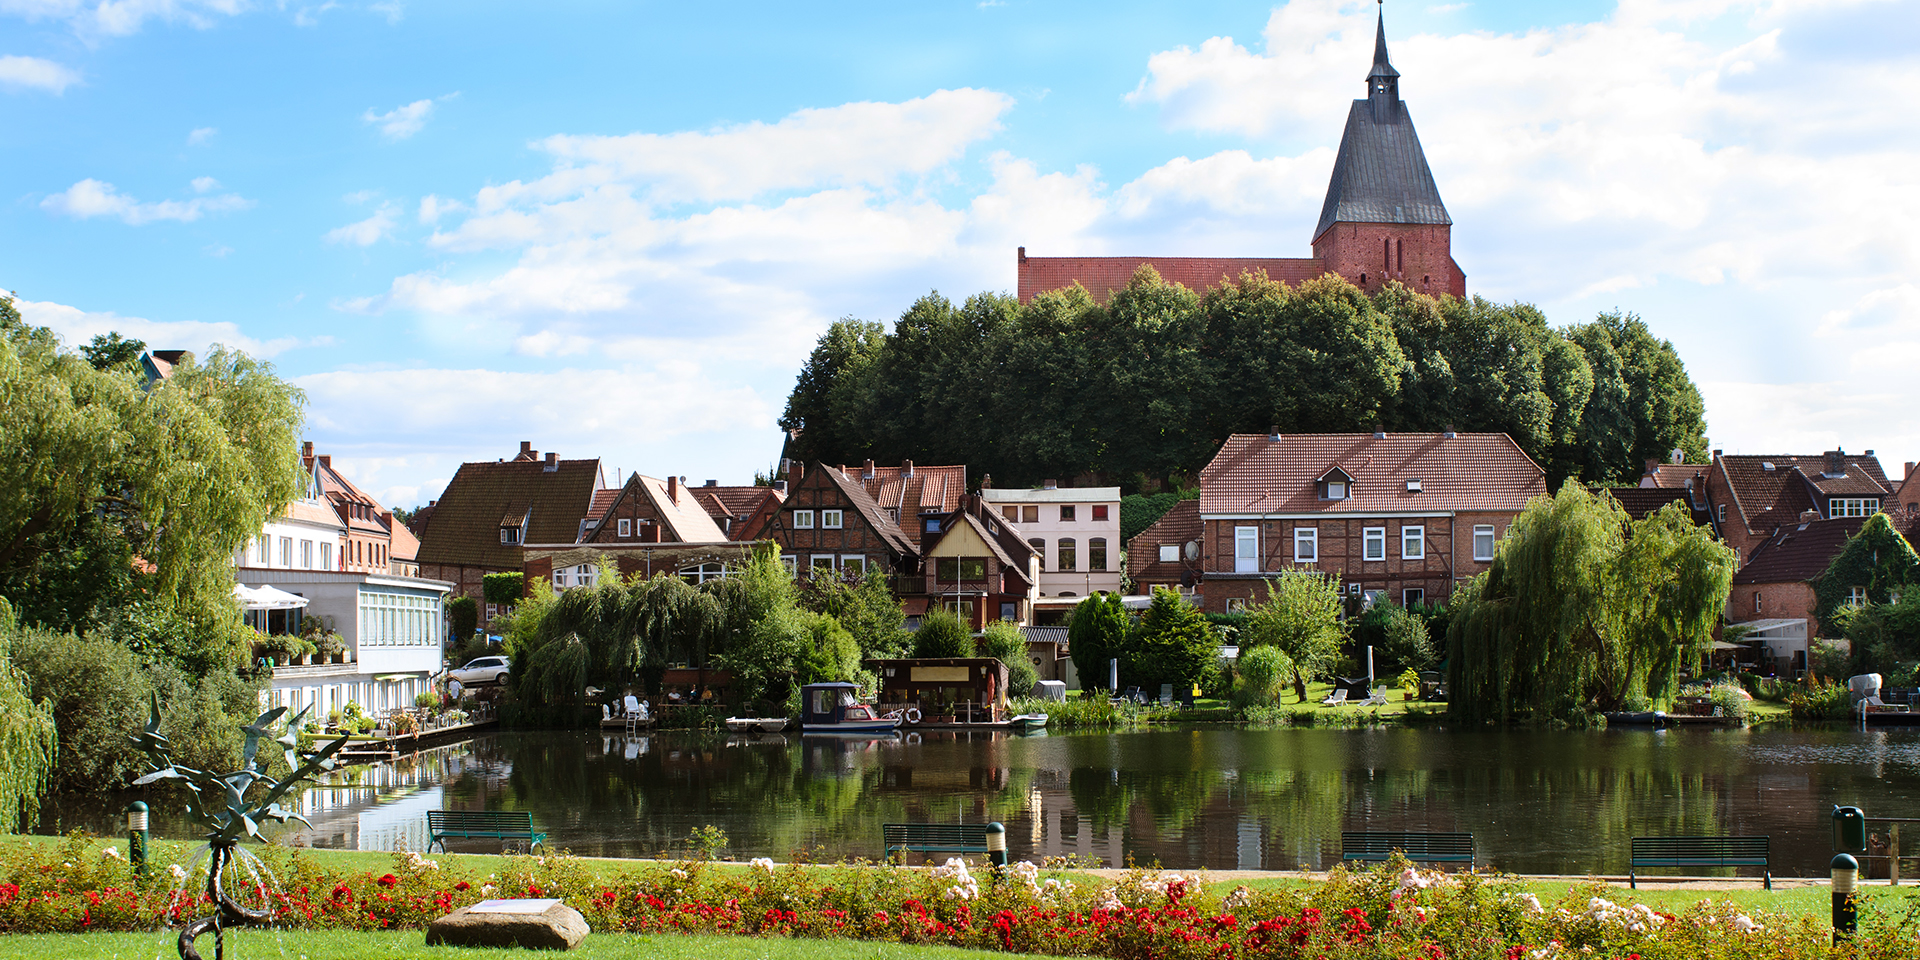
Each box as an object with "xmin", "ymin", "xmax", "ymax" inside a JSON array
[
  {"xmin": 1312, "ymin": 3, "xmax": 1452, "ymax": 243},
  {"xmin": 1368, "ymin": 5, "xmax": 1399, "ymax": 83},
  {"xmin": 1366, "ymin": 5, "xmax": 1400, "ymax": 113}
]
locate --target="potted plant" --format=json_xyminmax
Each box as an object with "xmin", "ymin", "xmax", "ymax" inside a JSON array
[
  {"xmin": 264, "ymin": 633, "xmax": 302, "ymax": 666},
  {"xmin": 296, "ymin": 637, "xmax": 318, "ymax": 666},
  {"xmin": 391, "ymin": 712, "xmax": 418, "ymax": 735},
  {"xmin": 315, "ymin": 631, "xmax": 346, "ymax": 664}
]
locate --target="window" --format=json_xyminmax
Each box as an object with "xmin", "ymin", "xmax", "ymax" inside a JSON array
[
  {"xmin": 1029, "ymin": 539, "xmax": 1046, "ymax": 570},
  {"xmin": 553, "ymin": 568, "xmax": 566, "ymax": 588},
  {"xmin": 1234, "ymin": 526, "xmax": 1259, "ymax": 573},
  {"xmin": 1060, "ymin": 505, "xmax": 1076, "ymax": 522},
  {"xmin": 936, "ymin": 557, "xmax": 987, "ymax": 582},
  {"xmin": 1003, "ymin": 506, "xmax": 1019, "ymax": 522},
  {"xmin": 1058, "ymin": 538, "xmax": 1077, "ymax": 572},
  {"xmin": 1363, "ymin": 589, "xmax": 1386, "ymax": 610},
  {"xmin": 1404, "ymin": 588, "xmax": 1425, "ymax": 608},
  {"xmin": 279, "ymin": 537, "xmax": 292, "ymax": 567},
  {"xmin": 1849, "ymin": 586, "xmax": 1868, "ymax": 607},
  {"xmin": 618, "ymin": 518, "xmax": 631, "ymax": 537},
  {"xmin": 256, "ymin": 537, "xmax": 270, "ymax": 564},
  {"xmin": 1402, "ymin": 525, "xmax": 1425, "ymax": 560},
  {"xmin": 1092, "ymin": 504, "xmax": 1109, "ymax": 521},
  {"xmin": 1089, "ymin": 537, "xmax": 1108, "ymax": 572},
  {"xmin": 1717, "ymin": 503, "xmax": 1727, "ymax": 523},
  {"xmin": 320, "ymin": 542, "xmax": 331, "ymax": 570},
  {"xmin": 1363, "ymin": 527, "xmax": 1386, "ymax": 562},
  {"xmin": 300, "ymin": 540, "xmax": 313, "ymax": 569},
  {"xmin": 573, "ymin": 564, "xmax": 595, "ymax": 588},
  {"xmin": 1225, "ymin": 598, "xmax": 1248, "ymax": 613},
  {"xmin": 792, "ymin": 510, "xmax": 815, "ymax": 529},
  {"xmin": 810, "ymin": 555, "xmax": 835, "ymax": 574},
  {"xmin": 923, "ymin": 515, "xmax": 942, "ymax": 534},
  {"xmin": 1294, "ymin": 527, "xmax": 1318, "ymax": 563},
  {"xmin": 840, "ymin": 555, "xmax": 866, "ymax": 576},
  {"xmin": 1022, "ymin": 506, "xmax": 1038, "ymax": 523},
  {"xmin": 1830, "ymin": 498, "xmax": 1879, "ymax": 518},
  {"xmin": 945, "ymin": 599, "xmax": 976, "ymax": 621},
  {"xmin": 681, "ymin": 562, "xmax": 730, "ymax": 584},
  {"xmin": 1473, "ymin": 525, "xmax": 1496, "ymax": 562},
  {"xmin": 822, "ymin": 509, "xmax": 844, "ymax": 529},
  {"xmin": 1159, "ymin": 544, "xmax": 1178, "ymax": 562},
  {"xmin": 500, "ymin": 527, "xmax": 519, "ymax": 545},
  {"xmin": 1324, "ymin": 481, "xmax": 1347, "ymax": 500},
  {"xmin": 1000, "ymin": 602, "xmax": 1018, "ymax": 622},
  {"xmin": 1754, "ymin": 591, "xmax": 1762, "ymax": 613},
  {"xmin": 780, "ymin": 555, "xmax": 797, "ymax": 574}
]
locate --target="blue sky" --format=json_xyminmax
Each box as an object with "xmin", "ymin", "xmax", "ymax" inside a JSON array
[{"xmin": 5, "ymin": 0, "xmax": 1917, "ymax": 508}]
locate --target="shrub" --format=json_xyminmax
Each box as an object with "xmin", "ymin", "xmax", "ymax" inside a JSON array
[
  {"xmin": 445, "ymin": 596, "xmax": 478, "ymax": 645},
  {"xmin": 12, "ymin": 626, "xmax": 151, "ymax": 792},
  {"xmin": 912, "ymin": 610, "xmax": 973, "ymax": 659},
  {"xmin": 1232, "ymin": 645, "xmax": 1292, "ymax": 711},
  {"xmin": 976, "ymin": 621, "xmax": 1036, "ymax": 698},
  {"xmin": 1789, "ymin": 677, "xmax": 1854, "ymax": 721}
]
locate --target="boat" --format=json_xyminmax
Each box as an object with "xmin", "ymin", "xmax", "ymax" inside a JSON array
[
  {"xmin": 1010, "ymin": 713, "xmax": 1050, "ymax": 732},
  {"xmin": 799, "ymin": 681, "xmax": 903, "ymax": 733},
  {"xmin": 725, "ymin": 717, "xmax": 790, "ymax": 733},
  {"xmin": 1603, "ymin": 711, "xmax": 1667, "ymax": 727}
]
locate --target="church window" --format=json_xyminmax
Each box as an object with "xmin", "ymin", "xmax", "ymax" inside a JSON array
[
  {"xmin": 1383, "ymin": 237, "xmax": 1390, "ymax": 271},
  {"xmin": 1397, "ymin": 238, "xmax": 1404, "ymax": 272}
]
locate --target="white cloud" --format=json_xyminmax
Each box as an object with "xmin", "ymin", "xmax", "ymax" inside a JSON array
[
  {"xmin": 362, "ymin": 96, "xmax": 446, "ymax": 140},
  {"xmin": 291, "ymin": 1, "xmax": 336, "ymax": 27},
  {"xmin": 0, "ymin": 55, "xmax": 79, "ymax": 92},
  {"xmin": 417, "ymin": 194, "xmax": 464, "ymax": 224},
  {"xmin": 10, "ymin": 293, "xmax": 307, "ymax": 358},
  {"xmin": 190, "ymin": 175, "xmax": 220, "ymax": 192},
  {"xmin": 0, "ymin": 0, "xmax": 247, "ymax": 37},
  {"xmin": 324, "ymin": 204, "xmax": 397, "ymax": 246},
  {"xmin": 368, "ymin": 0, "xmax": 400, "ymax": 23},
  {"xmin": 40, "ymin": 178, "xmax": 252, "ymax": 224},
  {"xmin": 187, "ymin": 126, "xmax": 216, "ymax": 144}
]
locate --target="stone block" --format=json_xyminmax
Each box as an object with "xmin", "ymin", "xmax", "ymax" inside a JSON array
[{"xmin": 426, "ymin": 899, "xmax": 588, "ymax": 951}]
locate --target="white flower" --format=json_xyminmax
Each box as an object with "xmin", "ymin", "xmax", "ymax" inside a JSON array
[
  {"xmin": 168, "ymin": 863, "xmax": 187, "ymax": 881},
  {"xmin": 1097, "ymin": 889, "xmax": 1123, "ymax": 911},
  {"xmin": 1516, "ymin": 893, "xmax": 1543, "ymax": 914},
  {"xmin": 1224, "ymin": 885, "xmax": 1253, "ymax": 910},
  {"xmin": 480, "ymin": 884, "xmax": 496, "ymax": 896},
  {"xmin": 670, "ymin": 868, "xmax": 688, "ymax": 880},
  {"xmin": 1732, "ymin": 914, "xmax": 1760, "ymax": 933},
  {"xmin": 101, "ymin": 847, "xmax": 122, "ymax": 860},
  {"xmin": 403, "ymin": 851, "xmax": 439, "ymax": 871},
  {"xmin": 1396, "ymin": 866, "xmax": 1430, "ymax": 892},
  {"xmin": 750, "ymin": 857, "xmax": 775, "ymax": 872}
]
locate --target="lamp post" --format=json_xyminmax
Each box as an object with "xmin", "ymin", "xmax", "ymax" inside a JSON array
[
  {"xmin": 1832, "ymin": 853, "xmax": 1858, "ymax": 943},
  {"xmin": 125, "ymin": 801, "xmax": 149, "ymax": 879},
  {"xmin": 986, "ymin": 821, "xmax": 1008, "ymax": 870}
]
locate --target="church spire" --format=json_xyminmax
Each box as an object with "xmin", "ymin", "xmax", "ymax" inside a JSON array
[{"xmin": 1367, "ymin": 4, "xmax": 1400, "ymax": 110}]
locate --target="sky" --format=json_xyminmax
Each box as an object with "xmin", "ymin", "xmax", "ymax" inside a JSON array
[{"xmin": 4, "ymin": 0, "xmax": 1917, "ymax": 510}]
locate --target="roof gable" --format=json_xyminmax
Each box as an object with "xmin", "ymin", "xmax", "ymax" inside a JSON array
[
  {"xmin": 1198, "ymin": 433, "xmax": 1544, "ymax": 516},
  {"xmin": 414, "ymin": 456, "xmax": 605, "ymax": 568},
  {"xmin": 1733, "ymin": 516, "xmax": 1868, "ymax": 585}
]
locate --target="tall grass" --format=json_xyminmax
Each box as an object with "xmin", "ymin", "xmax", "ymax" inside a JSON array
[{"xmin": 1009, "ymin": 696, "xmax": 1156, "ymax": 729}]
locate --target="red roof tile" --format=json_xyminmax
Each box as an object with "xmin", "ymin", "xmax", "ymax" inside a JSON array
[
  {"xmin": 1732, "ymin": 516, "xmax": 1866, "ymax": 586},
  {"xmin": 833, "ymin": 461, "xmax": 968, "ymax": 518},
  {"xmin": 1715, "ymin": 454, "xmax": 1891, "ymax": 530},
  {"xmin": 415, "ymin": 456, "xmax": 605, "ymax": 569},
  {"xmin": 1125, "ymin": 499, "xmax": 1202, "ymax": 587},
  {"xmin": 1018, "ymin": 256, "xmax": 1325, "ymax": 303},
  {"xmin": 1198, "ymin": 433, "xmax": 1544, "ymax": 516}
]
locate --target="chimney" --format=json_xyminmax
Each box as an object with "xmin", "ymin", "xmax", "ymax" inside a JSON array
[
  {"xmin": 318, "ymin": 455, "xmax": 331, "ymax": 469},
  {"xmin": 1269, "ymin": 425, "xmax": 1282, "ymax": 442},
  {"xmin": 981, "ymin": 474, "xmax": 992, "ymax": 490},
  {"xmin": 1373, "ymin": 429, "xmax": 1386, "ymax": 439},
  {"xmin": 902, "ymin": 459, "xmax": 914, "ymax": 478},
  {"xmin": 864, "ymin": 459, "xmax": 875, "ymax": 479},
  {"xmin": 428, "ymin": 500, "xmax": 436, "ymax": 508},
  {"xmin": 1018, "ymin": 246, "xmax": 1026, "ymax": 263},
  {"xmin": 773, "ymin": 480, "xmax": 788, "ymax": 493},
  {"xmin": 1443, "ymin": 426, "xmax": 1456, "ymax": 439},
  {"xmin": 1042, "ymin": 478, "xmax": 1058, "ymax": 490},
  {"xmin": 302, "ymin": 441, "xmax": 313, "ymax": 459},
  {"xmin": 519, "ymin": 440, "xmax": 533, "ymax": 459},
  {"xmin": 1712, "ymin": 448, "xmax": 1723, "ymax": 459},
  {"xmin": 704, "ymin": 479, "xmax": 717, "ymax": 487},
  {"xmin": 793, "ymin": 462, "xmax": 805, "ymax": 482},
  {"xmin": 1906, "ymin": 462, "xmax": 1915, "ymax": 481},
  {"xmin": 668, "ymin": 476, "xmax": 679, "ymax": 503},
  {"xmin": 543, "ymin": 451, "xmax": 558, "ymax": 472},
  {"xmin": 1825, "ymin": 449, "xmax": 1847, "ymax": 478}
]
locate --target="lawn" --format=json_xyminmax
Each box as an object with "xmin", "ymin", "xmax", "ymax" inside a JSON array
[{"xmin": 13, "ymin": 930, "xmax": 1028, "ymax": 960}]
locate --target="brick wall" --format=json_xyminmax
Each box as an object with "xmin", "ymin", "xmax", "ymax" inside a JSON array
[
  {"xmin": 1312, "ymin": 223, "xmax": 1461, "ymax": 297},
  {"xmin": 768, "ymin": 473, "xmax": 903, "ymax": 577}
]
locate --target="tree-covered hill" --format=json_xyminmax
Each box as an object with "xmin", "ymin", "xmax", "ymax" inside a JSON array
[{"xmin": 780, "ymin": 268, "xmax": 1707, "ymax": 492}]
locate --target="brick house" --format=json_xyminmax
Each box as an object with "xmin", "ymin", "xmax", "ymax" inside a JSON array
[
  {"xmin": 522, "ymin": 472, "xmax": 750, "ymax": 591},
  {"xmin": 1728, "ymin": 514, "xmax": 1868, "ymax": 675},
  {"xmin": 1125, "ymin": 500, "xmax": 1202, "ymax": 597},
  {"xmin": 1702, "ymin": 449, "xmax": 1892, "ymax": 563},
  {"xmin": 414, "ymin": 441, "xmax": 608, "ymax": 621},
  {"xmin": 1891, "ymin": 461, "xmax": 1920, "ymax": 520},
  {"xmin": 681, "ymin": 480, "xmax": 787, "ymax": 540},
  {"xmin": 1016, "ymin": 12, "xmax": 1463, "ymax": 302},
  {"xmin": 920, "ymin": 495, "xmax": 1041, "ymax": 628},
  {"xmin": 1195, "ymin": 432, "xmax": 1544, "ymax": 614},
  {"xmin": 765, "ymin": 462, "xmax": 923, "ymax": 585}
]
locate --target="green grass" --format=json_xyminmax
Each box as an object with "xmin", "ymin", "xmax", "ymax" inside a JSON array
[{"xmin": 9, "ymin": 930, "xmax": 1028, "ymax": 960}]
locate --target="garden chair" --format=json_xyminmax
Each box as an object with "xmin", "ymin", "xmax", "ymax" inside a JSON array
[
  {"xmin": 1360, "ymin": 689, "xmax": 1387, "ymax": 707},
  {"xmin": 1159, "ymin": 684, "xmax": 1174, "ymax": 706},
  {"xmin": 1320, "ymin": 688, "xmax": 1349, "ymax": 706}
]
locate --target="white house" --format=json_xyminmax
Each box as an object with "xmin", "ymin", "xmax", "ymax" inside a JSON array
[{"xmin": 981, "ymin": 482, "xmax": 1122, "ymax": 599}]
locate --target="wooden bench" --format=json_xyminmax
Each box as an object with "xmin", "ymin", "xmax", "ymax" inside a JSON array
[
  {"xmin": 427, "ymin": 810, "xmax": 546, "ymax": 853},
  {"xmin": 883, "ymin": 823, "xmax": 989, "ymax": 860},
  {"xmin": 1342, "ymin": 831, "xmax": 1475, "ymax": 866},
  {"xmin": 1630, "ymin": 836, "xmax": 1770, "ymax": 889}
]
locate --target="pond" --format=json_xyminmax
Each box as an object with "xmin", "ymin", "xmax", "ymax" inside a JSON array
[{"xmin": 58, "ymin": 725, "xmax": 1920, "ymax": 877}]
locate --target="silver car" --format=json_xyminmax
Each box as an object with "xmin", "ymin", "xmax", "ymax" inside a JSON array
[{"xmin": 448, "ymin": 655, "xmax": 510, "ymax": 686}]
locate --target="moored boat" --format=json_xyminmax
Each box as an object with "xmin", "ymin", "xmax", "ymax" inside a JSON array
[
  {"xmin": 725, "ymin": 717, "xmax": 791, "ymax": 733},
  {"xmin": 1010, "ymin": 713, "xmax": 1050, "ymax": 732},
  {"xmin": 799, "ymin": 682, "xmax": 903, "ymax": 733}
]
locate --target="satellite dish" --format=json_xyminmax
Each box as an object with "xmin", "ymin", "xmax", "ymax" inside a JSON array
[{"xmin": 1184, "ymin": 540, "xmax": 1200, "ymax": 561}]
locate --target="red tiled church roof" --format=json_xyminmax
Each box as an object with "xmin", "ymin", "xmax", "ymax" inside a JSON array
[{"xmin": 1017, "ymin": 255, "xmax": 1325, "ymax": 303}]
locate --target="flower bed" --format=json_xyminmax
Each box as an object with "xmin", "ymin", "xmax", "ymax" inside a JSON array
[{"xmin": 1, "ymin": 833, "xmax": 1913, "ymax": 958}]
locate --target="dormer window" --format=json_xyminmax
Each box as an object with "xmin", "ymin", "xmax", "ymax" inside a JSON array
[
  {"xmin": 500, "ymin": 526, "xmax": 520, "ymax": 545},
  {"xmin": 1316, "ymin": 466, "xmax": 1354, "ymax": 500},
  {"xmin": 1326, "ymin": 481, "xmax": 1347, "ymax": 500}
]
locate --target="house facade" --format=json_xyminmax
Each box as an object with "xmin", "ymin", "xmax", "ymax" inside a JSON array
[
  {"xmin": 765, "ymin": 462, "xmax": 922, "ymax": 585},
  {"xmin": 1194, "ymin": 432, "xmax": 1544, "ymax": 614},
  {"xmin": 521, "ymin": 472, "xmax": 752, "ymax": 589},
  {"xmin": 1125, "ymin": 499, "xmax": 1202, "ymax": 597},
  {"xmin": 980, "ymin": 482, "xmax": 1121, "ymax": 598},
  {"xmin": 920, "ymin": 495, "xmax": 1041, "ymax": 629},
  {"xmin": 1727, "ymin": 514, "xmax": 1868, "ymax": 674},
  {"xmin": 1702, "ymin": 449, "xmax": 1892, "ymax": 563}
]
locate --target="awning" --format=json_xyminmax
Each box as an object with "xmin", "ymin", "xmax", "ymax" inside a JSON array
[
  {"xmin": 374, "ymin": 673, "xmax": 423, "ymax": 682},
  {"xmin": 234, "ymin": 583, "xmax": 309, "ymax": 611}
]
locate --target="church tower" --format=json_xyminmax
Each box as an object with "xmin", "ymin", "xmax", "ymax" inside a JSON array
[{"xmin": 1310, "ymin": 7, "xmax": 1464, "ymax": 296}]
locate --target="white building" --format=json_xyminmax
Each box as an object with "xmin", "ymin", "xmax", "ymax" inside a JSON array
[{"xmin": 981, "ymin": 482, "xmax": 1122, "ymax": 599}]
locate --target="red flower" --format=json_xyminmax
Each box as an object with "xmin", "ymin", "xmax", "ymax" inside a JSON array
[
  {"xmin": 377, "ymin": 874, "xmax": 399, "ymax": 888},
  {"xmin": 454, "ymin": 881, "xmax": 471, "ymax": 892}
]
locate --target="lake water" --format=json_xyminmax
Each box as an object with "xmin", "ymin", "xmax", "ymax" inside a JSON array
[{"xmin": 69, "ymin": 725, "xmax": 1920, "ymax": 877}]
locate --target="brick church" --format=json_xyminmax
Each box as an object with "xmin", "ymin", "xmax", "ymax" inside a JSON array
[{"xmin": 1017, "ymin": 9, "xmax": 1464, "ymax": 302}]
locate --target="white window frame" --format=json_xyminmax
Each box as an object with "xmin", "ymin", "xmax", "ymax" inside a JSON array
[
  {"xmin": 1294, "ymin": 527, "xmax": 1318, "ymax": 564},
  {"xmin": 780, "ymin": 555, "xmax": 797, "ymax": 574},
  {"xmin": 1234, "ymin": 526, "xmax": 1259, "ymax": 574},
  {"xmin": 821, "ymin": 509, "xmax": 844, "ymax": 529},
  {"xmin": 574, "ymin": 564, "xmax": 595, "ymax": 588},
  {"xmin": 1363, "ymin": 589, "xmax": 1386, "ymax": 611},
  {"xmin": 256, "ymin": 537, "xmax": 270, "ymax": 564},
  {"xmin": 1325, "ymin": 481, "xmax": 1347, "ymax": 500},
  {"xmin": 1830, "ymin": 498, "xmax": 1879, "ymax": 518},
  {"xmin": 809, "ymin": 554, "xmax": 835, "ymax": 574},
  {"xmin": 1401, "ymin": 525, "xmax": 1425, "ymax": 560},
  {"xmin": 1473, "ymin": 524, "xmax": 1496, "ymax": 562},
  {"xmin": 279, "ymin": 537, "xmax": 292, "ymax": 567},
  {"xmin": 319, "ymin": 542, "xmax": 332, "ymax": 570},
  {"xmin": 1089, "ymin": 537, "xmax": 1108, "ymax": 572},
  {"xmin": 1225, "ymin": 598, "xmax": 1248, "ymax": 613},
  {"xmin": 553, "ymin": 568, "xmax": 566, "ymax": 589},
  {"xmin": 1404, "ymin": 588, "xmax": 1425, "ymax": 608},
  {"xmin": 300, "ymin": 539, "xmax": 313, "ymax": 569},
  {"xmin": 617, "ymin": 518, "xmax": 631, "ymax": 537},
  {"xmin": 840, "ymin": 554, "xmax": 866, "ymax": 575},
  {"xmin": 1754, "ymin": 591, "xmax": 1762, "ymax": 613},
  {"xmin": 1848, "ymin": 586, "xmax": 1868, "ymax": 607},
  {"xmin": 1363, "ymin": 527, "xmax": 1386, "ymax": 562},
  {"xmin": 792, "ymin": 510, "xmax": 815, "ymax": 529},
  {"xmin": 1158, "ymin": 544, "xmax": 1178, "ymax": 563}
]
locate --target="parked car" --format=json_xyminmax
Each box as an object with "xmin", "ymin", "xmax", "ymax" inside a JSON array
[{"xmin": 449, "ymin": 655, "xmax": 510, "ymax": 686}]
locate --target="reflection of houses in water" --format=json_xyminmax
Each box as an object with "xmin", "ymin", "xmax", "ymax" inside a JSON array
[
  {"xmin": 277, "ymin": 746, "xmax": 508, "ymax": 851},
  {"xmin": 1010, "ymin": 770, "xmax": 1127, "ymax": 869}
]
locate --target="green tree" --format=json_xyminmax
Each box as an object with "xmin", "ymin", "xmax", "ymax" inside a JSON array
[
  {"xmin": 0, "ymin": 601, "xmax": 54, "ymax": 832},
  {"xmin": 446, "ymin": 596, "xmax": 479, "ymax": 647},
  {"xmin": 1121, "ymin": 587, "xmax": 1217, "ymax": 693},
  {"xmin": 799, "ymin": 570, "xmax": 908, "ymax": 659},
  {"xmin": 1243, "ymin": 571, "xmax": 1347, "ymax": 702},
  {"xmin": 1565, "ymin": 312, "xmax": 1707, "ymax": 484},
  {"xmin": 1813, "ymin": 513, "xmax": 1920, "ymax": 634},
  {"xmin": 1068, "ymin": 592, "xmax": 1128, "ymax": 691},
  {"xmin": 778, "ymin": 318, "xmax": 886, "ymax": 465},
  {"xmin": 1375, "ymin": 603, "xmax": 1436, "ymax": 674},
  {"xmin": 977, "ymin": 620, "xmax": 1037, "ymax": 697},
  {"xmin": 79, "ymin": 332, "xmax": 146, "ymax": 371},
  {"xmin": 1449, "ymin": 485, "xmax": 1734, "ymax": 722},
  {"xmin": 1232, "ymin": 644, "xmax": 1293, "ymax": 710},
  {"xmin": 912, "ymin": 610, "xmax": 974, "ymax": 659}
]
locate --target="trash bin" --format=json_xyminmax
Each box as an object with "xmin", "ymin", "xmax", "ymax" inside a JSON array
[{"xmin": 1834, "ymin": 805, "xmax": 1868, "ymax": 854}]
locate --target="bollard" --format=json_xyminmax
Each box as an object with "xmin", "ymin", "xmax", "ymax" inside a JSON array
[
  {"xmin": 1832, "ymin": 853, "xmax": 1858, "ymax": 944},
  {"xmin": 986, "ymin": 821, "xmax": 1008, "ymax": 870},
  {"xmin": 125, "ymin": 801, "xmax": 149, "ymax": 880}
]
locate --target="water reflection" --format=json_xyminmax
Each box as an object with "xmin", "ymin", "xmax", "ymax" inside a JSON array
[{"xmin": 58, "ymin": 725, "xmax": 1920, "ymax": 877}]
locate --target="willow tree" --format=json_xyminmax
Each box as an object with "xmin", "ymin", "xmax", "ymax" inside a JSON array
[
  {"xmin": 0, "ymin": 602, "xmax": 54, "ymax": 832},
  {"xmin": 1448, "ymin": 483, "xmax": 1733, "ymax": 722},
  {"xmin": 511, "ymin": 562, "xmax": 724, "ymax": 717}
]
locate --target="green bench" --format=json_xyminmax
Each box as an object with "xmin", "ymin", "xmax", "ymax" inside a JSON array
[
  {"xmin": 1342, "ymin": 831, "xmax": 1475, "ymax": 866},
  {"xmin": 1630, "ymin": 836, "xmax": 1770, "ymax": 889},
  {"xmin": 883, "ymin": 823, "xmax": 989, "ymax": 861},
  {"xmin": 427, "ymin": 809, "xmax": 547, "ymax": 853}
]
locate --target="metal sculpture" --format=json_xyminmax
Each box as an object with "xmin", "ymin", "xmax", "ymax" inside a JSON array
[{"xmin": 130, "ymin": 697, "xmax": 350, "ymax": 960}]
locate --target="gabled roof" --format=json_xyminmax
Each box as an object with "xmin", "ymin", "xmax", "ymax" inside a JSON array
[
  {"xmin": 1641, "ymin": 461, "xmax": 1708, "ymax": 489},
  {"xmin": 1015, "ymin": 256, "xmax": 1325, "ymax": 303},
  {"xmin": 1126, "ymin": 499, "xmax": 1202, "ymax": 586},
  {"xmin": 1198, "ymin": 433, "xmax": 1544, "ymax": 516},
  {"xmin": 1733, "ymin": 516, "xmax": 1867, "ymax": 586},
  {"xmin": 1715, "ymin": 453, "xmax": 1891, "ymax": 530},
  {"xmin": 387, "ymin": 519, "xmax": 421, "ymax": 562},
  {"xmin": 580, "ymin": 474, "xmax": 729, "ymax": 545},
  {"xmin": 929, "ymin": 510, "xmax": 1024, "ymax": 573},
  {"xmin": 414, "ymin": 454, "xmax": 605, "ymax": 569},
  {"xmin": 820, "ymin": 466, "xmax": 919, "ymax": 559},
  {"xmin": 1603, "ymin": 487, "xmax": 1711, "ymax": 527},
  {"xmin": 725, "ymin": 487, "xmax": 785, "ymax": 542},
  {"xmin": 834, "ymin": 461, "xmax": 968, "ymax": 518},
  {"xmin": 1313, "ymin": 13, "xmax": 1450, "ymax": 240},
  {"xmin": 588, "ymin": 488, "xmax": 620, "ymax": 523}
]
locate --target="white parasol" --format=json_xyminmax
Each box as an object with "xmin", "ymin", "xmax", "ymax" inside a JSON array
[{"xmin": 234, "ymin": 583, "xmax": 310, "ymax": 610}]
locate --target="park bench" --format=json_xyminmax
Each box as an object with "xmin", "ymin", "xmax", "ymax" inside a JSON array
[
  {"xmin": 883, "ymin": 823, "xmax": 989, "ymax": 861},
  {"xmin": 1342, "ymin": 831, "xmax": 1475, "ymax": 867},
  {"xmin": 427, "ymin": 810, "xmax": 547, "ymax": 854},
  {"xmin": 1629, "ymin": 836, "xmax": 1770, "ymax": 889}
]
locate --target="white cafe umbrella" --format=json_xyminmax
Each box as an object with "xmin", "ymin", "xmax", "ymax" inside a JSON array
[{"xmin": 234, "ymin": 583, "xmax": 310, "ymax": 611}]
